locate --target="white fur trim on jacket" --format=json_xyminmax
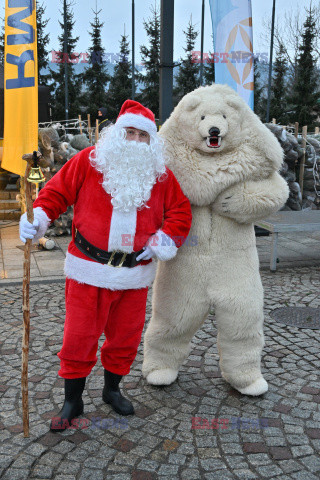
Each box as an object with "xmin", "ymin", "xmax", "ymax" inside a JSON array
[
  {"xmin": 108, "ymin": 207, "xmax": 137, "ymax": 253},
  {"xmin": 116, "ymin": 113, "xmax": 157, "ymax": 136},
  {"xmin": 147, "ymin": 230, "xmax": 178, "ymax": 261},
  {"xmin": 32, "ymin": 207, "xmax": 51, "ymax": 243},
  {"xmin": 64, "ymin": 252, "xmax": 157, "ymax": 290}
]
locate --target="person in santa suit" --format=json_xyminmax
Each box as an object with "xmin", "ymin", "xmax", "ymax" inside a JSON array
[{"xmin": 19, "ymin": 100, "xmax": 192, "ymax": 431}]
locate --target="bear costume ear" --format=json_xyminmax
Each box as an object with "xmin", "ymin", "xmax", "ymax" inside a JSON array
[
  {"xmin": 225, "ymin": 95, "xmax": 245, "ymax": 111},
  {"xmin": 182, "ymin": 95, "xmax": 201, "ymax": 111}
]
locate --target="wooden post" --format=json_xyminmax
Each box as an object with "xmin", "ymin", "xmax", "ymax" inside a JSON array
[
  {"xmin": 315, "ymin": 126, "xmax": 319, "ymax": 134},
  {"xmin": 87, "ymin": 114, "xmax": 92, "ymax": 144},
  {"xmin": 95, "ymin": 119, "xmax": 99, "ymax": 143},
  {"xmin": 294, "ymin": 122, "xmax": 299, "ymax": 138},
  {"xmin": 272, "ymin": 118, "xmax": 276, "ymax": 124},
  {"xmin": 22, "ymin": 162, "xmax": 33, "ymax": 437},
  {"xmin": 78, "ymin": 115, "xmax": 83, "ymax": 135},
  {"xmin": 299, "ymin": 126, "xmax": 308, "ymax": 199}
]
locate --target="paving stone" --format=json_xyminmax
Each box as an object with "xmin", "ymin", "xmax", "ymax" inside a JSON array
[
  {"xmin": 78, "ymin": 469, "xmax": 104, "ymax": 480},
  {"xmin": 137, "ymin": 459, "xmax": 159, "ymax": 472},
  {"xmin": 256, "ymin": 464, "xmax": 283, "ymax": 477},
  {"xmin": 30, "ymin": 465, "xmax": 54, "ymax": 478},
  {"xmin": 243, "ymin": 442, "xmax": 268, "ymax": 453},
  {"xmin": 2, "ymin": 468, "xmax": 31, "ymax": 480},
  {"xmin": 269, "ymin": 446, "xmax": 292, "ymax": 460},
  {"xmin": 157, "ymin": 464, "xmax": 179, "ymax": 475},
  {"xmin": 131, "ymin": 471, "xmax": 158, "ymax": 480},
  {"xmin": 299, "ymin": 454, "xmax": 320, "ymax": 472},
  {"xmin": 181, "ymin": 469, "xmax": 202, "ymax": 480},
  {"xmin": 291, "ymin": 472, "xmax": 320, "ymax": 480}
]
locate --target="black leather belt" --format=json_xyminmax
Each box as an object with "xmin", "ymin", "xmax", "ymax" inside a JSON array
[{"xmin": 74, "ymin": 228, "xmax": 145, "ymax": 268}]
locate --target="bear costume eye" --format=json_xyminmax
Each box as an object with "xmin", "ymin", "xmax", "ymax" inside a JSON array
[
  {"xmin": 201, "ymin": 115, "xmax": 205, "ymax": 120},
  {"xmin": 223, "ymin": 114, "xmax": 226, "ymax": 119}
]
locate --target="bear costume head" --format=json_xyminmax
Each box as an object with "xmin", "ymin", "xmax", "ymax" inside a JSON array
[{"xmin": 160, "ymin": 84, "xmax": 284, "ymax": 206}]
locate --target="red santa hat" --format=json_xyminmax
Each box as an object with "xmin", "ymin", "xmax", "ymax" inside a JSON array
[{"xmin": 115, "ymin": 100, "xmax": 157, "ymax": 136}]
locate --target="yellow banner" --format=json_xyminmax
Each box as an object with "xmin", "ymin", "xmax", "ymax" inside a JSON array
[{"xmin": 2, "ymin": 0, "xmax": 38, "ymax": 176}]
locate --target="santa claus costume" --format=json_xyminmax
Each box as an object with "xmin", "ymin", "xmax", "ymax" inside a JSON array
[{"xmin": 20, "ymin": 100, "xmax": 192, "ymax": 430}]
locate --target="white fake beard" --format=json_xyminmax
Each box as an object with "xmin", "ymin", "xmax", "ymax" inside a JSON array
[{"xmin": 90, "ymin": 125, "xmax": 167, "ymax": 213}]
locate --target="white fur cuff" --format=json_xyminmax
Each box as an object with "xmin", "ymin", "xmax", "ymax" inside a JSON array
[
  {"xmin": 147, "ymin": 230, "xmax": 178, "ymax": 261},
  {"xmin": 116, "ymin": 113, "xmax": 157, "ymax": 136},
  {"xmin": 33, "ymin": 207, "xmax": 51, "ymax": 242}
]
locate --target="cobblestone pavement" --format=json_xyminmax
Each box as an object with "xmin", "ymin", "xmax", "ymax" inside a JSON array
[{"xmin": 0, "ymin": 267, "xmax": 320, "ymax": 480}]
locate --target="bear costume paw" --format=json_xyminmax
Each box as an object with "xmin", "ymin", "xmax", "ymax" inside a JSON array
[
  {"xmin": 237, "ymin": 377, "xmax": 268, "ymax": 396},
  {"xmin": 146, "ymin": 368, "xmax": 178, "ymax": 386}
]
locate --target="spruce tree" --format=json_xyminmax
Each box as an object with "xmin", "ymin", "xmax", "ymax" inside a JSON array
[
  {"xmin": 81, "ymin": 6, "xmax": 110, "ymax": 119},
  {"xmin": 203, "ymin": 53, "xmax": 215, "ymax": 85},
  {"xmin": 253, "ymin": 57, "xmax": 266, "ymax": 120},
  {"xmin": 37, "ymin": 2, "xmax": 51, "ymax": 85},
  {"xmin": 288, "ymin": 6, "xmax": 320, "ymax": 127},
  {"xmin": 139, "ymin": 4, "xmax": 161, "ymax": 118},
  {"xmin": 107, "ymin": 34, "xmax": 134, "ymax": 120},
  {"xmin": 174, "ymin": 19, "xmax": 200, "ymax": 103},
  {"xmin": 50, "ymin": 0, "xmax": 81, "ymax": 120},
  {"xmin": 270, "ymin": 43, "xmax": 288, "ymax": 123}
]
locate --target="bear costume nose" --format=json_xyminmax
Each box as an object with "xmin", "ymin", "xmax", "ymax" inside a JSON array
[{"xmin": 209, "ymin": 127, "xmax": 220, "ymax": 136}]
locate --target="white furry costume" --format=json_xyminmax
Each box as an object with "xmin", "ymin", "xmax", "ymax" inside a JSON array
[{"xmin": 142, "ymin": 84, "xmax": 289, "ymax": 396}]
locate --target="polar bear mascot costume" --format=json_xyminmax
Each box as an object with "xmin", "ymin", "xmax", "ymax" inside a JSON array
[{"xmin": 142, "ymin": 84, "xmax": 289, "ymax": 396}]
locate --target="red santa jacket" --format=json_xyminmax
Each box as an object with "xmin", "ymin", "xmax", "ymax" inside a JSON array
[{"xmin": 33, "ymin": 146, "xmax": 192, "ymax": 290}]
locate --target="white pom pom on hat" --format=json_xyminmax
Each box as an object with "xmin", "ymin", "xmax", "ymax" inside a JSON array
[{"xmin": 116, "ymin": 100, "xmax": 157, "ymax": 136}]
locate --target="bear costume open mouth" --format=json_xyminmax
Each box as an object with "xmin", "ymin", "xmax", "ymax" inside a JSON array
[{"xmin": 206, "ymin": 135, "xmax": 222, "ymax": 149}]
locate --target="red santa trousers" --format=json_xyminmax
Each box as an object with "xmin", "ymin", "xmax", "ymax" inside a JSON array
[{"xmin": 57, "ymin": 278, "xmax": 148, "ymax": 378}]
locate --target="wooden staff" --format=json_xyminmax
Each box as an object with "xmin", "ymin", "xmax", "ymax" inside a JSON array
[
  {"xmin": 22, "ymin": 160, "xmax": 33, "ymax": 437},
  {"xmin": 95, "ymin": 119, "xmax": 99, "ymax": 143},
  {"xmin": 78, "ymin": 115, "xmax": 83, "ymax": 135},
  {"xmin": 87, "ymin": 114, "xmax": 92, "ymax": 144}
]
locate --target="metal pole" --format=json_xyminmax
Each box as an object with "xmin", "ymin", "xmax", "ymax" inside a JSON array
[
  {"xmin": 159, "ymin": 0, "xmax": 174, "ymax": 125},
  {"xmin": 199, "ymin": 0, "xmax": 205, "ymax": 86},
  {"xmin": 64, "ymin": 0, "xmax": 69, "ymax": 121},
  {"xmin": 266, "ymin": 0, "xmax": 276, "ymax": 123},
  {"xmin": 132, "ymin": 0, "xmax": 135, "ymax": 100}
]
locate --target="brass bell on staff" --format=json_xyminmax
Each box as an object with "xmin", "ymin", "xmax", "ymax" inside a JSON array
[{"xmin": 27, "ymin": 151, "xmax": 45, "ymax": 184}]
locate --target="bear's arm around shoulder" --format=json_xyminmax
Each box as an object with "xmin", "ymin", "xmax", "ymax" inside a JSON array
[{"xmin": 212, "ymin": 172, "xmax": 289, "ymax": 224}]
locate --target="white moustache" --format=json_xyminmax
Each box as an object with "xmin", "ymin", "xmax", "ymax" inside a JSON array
[{"xmin": 90, "ymin": 125, "xmax": 167, "ymax": 212}]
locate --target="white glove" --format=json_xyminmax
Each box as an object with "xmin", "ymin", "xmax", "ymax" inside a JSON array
[
  {"xmin": 19, "ymin": 214, "xmax": 40, "ymax": 243},
  {"xmin": 136, "ymin": 246, "xmax": 155, "ymax": 262}
]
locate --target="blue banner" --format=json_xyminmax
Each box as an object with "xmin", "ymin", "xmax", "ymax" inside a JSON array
[{"xmin": 209, "ymin": 0, "xmax": 254, "ymax": 109}]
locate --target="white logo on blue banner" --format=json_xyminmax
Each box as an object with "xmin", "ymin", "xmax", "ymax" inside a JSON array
[{"xmin": 209, "ymin": 0, "xmax": 254, "ymax": 109}]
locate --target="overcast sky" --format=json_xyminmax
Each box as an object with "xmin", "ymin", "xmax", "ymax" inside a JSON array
[{"xmin": 36, "ymin": 0, "xmax": 317, "ymax": 62}]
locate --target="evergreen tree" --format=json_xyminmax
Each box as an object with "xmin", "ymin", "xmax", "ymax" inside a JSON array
[
  {"xmin": 139, "ymin": 4, "xmax": 161, "ymax": 118},
  {"xmin": 253, "ymin": 57, "xmax": 265, "ymax": 119},
  {"xmin": 37, "ymin": 2, "xmax": 51, "ymax": 85},
  {"xmin": 174, "ymin": 19, "xmax": 200, "ymax": 102},
  {"xmin": 50, "ymin": 0, "xmax": 82, "ymax": 120},
  {"xmin": 287, "ymin": 6, "xmax": 320, "ymax": 127},
  {"xmin": 107, "ymin": 34, "xmax": 134, "ymax": 120},
  {"xmin": 81, "ymin": 5, "xmax": 110, "ymax": 119},
  {"xmin": 270, "ymin": 43, "xmax": 288, "ymax": 123},
  {"xmin": 203, "ymin": 53, "xmax": 215, "ymax": 85}
]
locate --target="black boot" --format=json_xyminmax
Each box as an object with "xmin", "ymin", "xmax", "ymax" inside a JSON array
[
  {"xmin": 50, "ymin": 377, "xmax": 86, "ymax": 431},
  {"xmin": 102, "ymin": 369, "xmax": 134, "ymax": 415}
]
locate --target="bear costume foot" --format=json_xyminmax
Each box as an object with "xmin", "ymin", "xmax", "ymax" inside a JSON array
[
  {"xmin": 146, "ymin": 368, "xmax": 178, "ymax": 386},
  {"xmin": 237, "ymin": 377, "xmax": 268, "ymax": 396}
]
